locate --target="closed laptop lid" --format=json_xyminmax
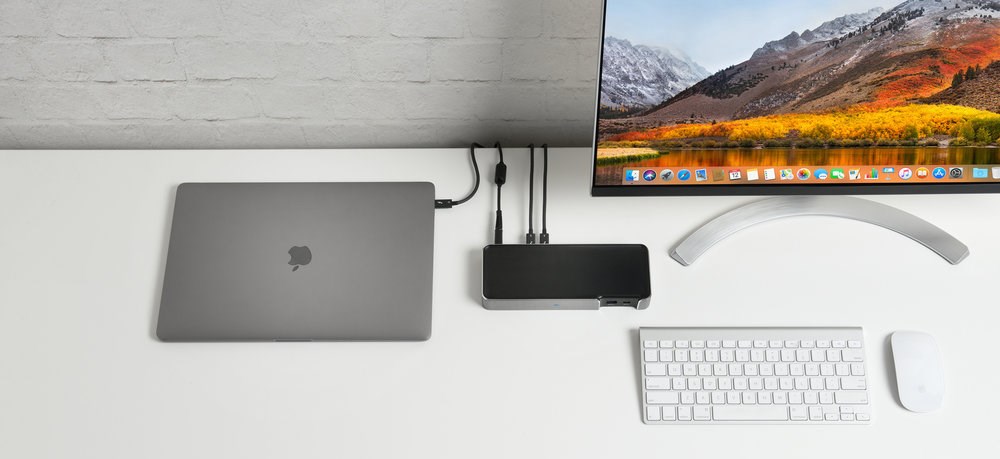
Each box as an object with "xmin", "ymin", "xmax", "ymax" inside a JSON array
[{"xmin": 156, "ymin": 182, "xmax": 435, "ymax": 341}]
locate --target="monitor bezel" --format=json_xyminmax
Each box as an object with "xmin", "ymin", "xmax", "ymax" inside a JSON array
[{"xmin": 590, "ymin": 0, "xmax": 1000, "ymax": 197}]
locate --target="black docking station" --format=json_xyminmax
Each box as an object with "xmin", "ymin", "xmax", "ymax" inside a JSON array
[{"xmin": 481, "ymin": 244, "xmax": 651, "ymax": 310}]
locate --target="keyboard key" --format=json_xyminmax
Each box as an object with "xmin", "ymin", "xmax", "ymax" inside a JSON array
[
  {"xmin": 801, "ymin": 340, "xmax": 815, "ymax": 348},
  {"xmin": 738, "ymin": 340, "xmax": 751, "ymax": 348},
  {"xmin": 676, "ymin": 340, "xmax": 689, "ymax": 348},
  {"xmin": 681, "ymin": 392, "xmax": 695, "ymax": 404},
  {"xmin": 769, "ymin": 340, "xmax": 782, "ymax": 348},
  {"xmin": 694, "ymin": 406, "xmax": 712, "ymax": 421},
  {"xmin": 723, "ymin": 340, "xmax": 736, "ymax": 348},
  {"xmin": 785, "ymin": 340, "xmax": 798, "ymax": 348},
  {"xmin": 850, "ymin": 363, "xmax": 865, "ymax": 376},
  {"xmin": 836, "ymin": 364, "xmax": 850, "ymax": 376},
  {"xmin": 833, "ymin": 340, "xmax": 846, "ymax": 348},
  {"xmin": 659, "ymin": 350, "xmax": 673, "ymax": 362},
  {"xmin": 678, "ymin": 406, "xmax": 693, "ymax": 421},
  {"xmin": 753, "ymin": 340, "xmax": 767, "ymax": 348},
  {"xmin": 668, "ymin": 364, "xmax": 682, "ymax": 376},
  {"xmin": 848, "ymin": 340, "xmax": 862, "ymax": 348},
  {"xmin": 646, "ymin": 406, "xmax": 661, "ymax": 421},
  {"xmin": 647, "ymin": 391, "xmax": 680, "ymax": 404},
  {"xmin": 841, "ymin": 350, "xmax": 864, "ymax": 362},
  {"xmin": 714, "ymin": 405, "xmax": 788, "ymax": 421},
  {"xmin": 662, "ymin": 406, "xmax": 677, "ymax": 421},
  {"xmin": 817, "ymin": 340, "xmax": 830, "ymax": 348},
  {"xmin": 841, "ymin": 377, "xmax": 867, "ymax": 390},
  {"xmin": 711, "ymin": 392, "xmax": 725, "ymax": 404},
  {"xmin": 696, "ymin": 392, "xmax": 710, "ymax": 404},
  {"xmin": 809, "ymin": 406, "xmax": 823, "ymax": 420},
  {"xmin": 790, "ymin": 406, "xmax": 808, "ymax": 420},
  {"xmin": 692, "ymin": 340, "xmax": 705, "ymax": 348},
  {"xmin": 835, "ymin": 391, "xmax": 869, "ymax": 404},
  {"xmin": 644, "ymin": 350, "xmax": 658, "ymax": 362},
  {"xmin": 707, "ymin": 340, "xmax": 721, "ymax": 348},
  {"xmin": 644, "ymin": 340, "xmax": 658, "ymax": 348},
  {"xmin": 660, "ymin": 340, "xmax": 674, "ymax": 348},
  {"xmin": 676, "ymin": 350, "xmax": 689, "ymax": 362},
  {"xmin": 645, "ymin": 364, "xmax": 666, "ymax": 376},
  {"xmin": 646, "ymin": 377, "xmax": 670, "ymax": 390}
]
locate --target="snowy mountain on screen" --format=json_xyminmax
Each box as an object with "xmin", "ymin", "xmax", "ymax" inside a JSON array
[
  {"xmin": 753, "ymin": 7, "xmax": 885, "ymax": 57},
  {"xmin": 600, "ymin": 36, "xmax": 710, "ymax": 109}
]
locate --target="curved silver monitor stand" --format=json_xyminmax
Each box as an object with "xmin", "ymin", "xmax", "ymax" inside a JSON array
[{"xmin": 670, "ymin": 196, "xmax": 969, "ymax": 266}]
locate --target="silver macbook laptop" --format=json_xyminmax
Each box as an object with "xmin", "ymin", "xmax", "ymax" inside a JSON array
[{"xmin": 156, "ymin": 182, "xmax": 435, "ymax": 341}]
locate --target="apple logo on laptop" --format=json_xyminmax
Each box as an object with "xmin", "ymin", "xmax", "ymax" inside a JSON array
[{"xmin": 287, "ymin": 246, "xmax": 312, "ymax": 272}]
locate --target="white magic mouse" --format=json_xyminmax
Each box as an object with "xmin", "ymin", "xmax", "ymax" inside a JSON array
[{"xmin": 890, "ymin": 331, "xmax": 945, "ymax": 413}]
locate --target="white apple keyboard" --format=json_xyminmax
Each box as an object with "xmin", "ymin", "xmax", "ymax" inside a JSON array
[{"xmin": 639, "ymin": 327, "xmax": 871, "ymax": 424}]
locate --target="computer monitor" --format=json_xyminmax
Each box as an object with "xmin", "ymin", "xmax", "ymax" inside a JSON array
[{"xmin": 592, "ymin": 0, "xmax": 1000, "ymax": 196}]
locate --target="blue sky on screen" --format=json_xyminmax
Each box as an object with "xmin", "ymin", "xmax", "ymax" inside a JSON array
[{"xmin": 605, "ymin": 0, "xmax": 903, "ymax": 72}]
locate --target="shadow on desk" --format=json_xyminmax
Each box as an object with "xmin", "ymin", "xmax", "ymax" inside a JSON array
[
  {"xmin": 148, "ymin": 184, "xmax": 177, "ymax": 341},
  {"xmin": 466, "ymin": 248, "xmax": 483, "ymax": 307}
]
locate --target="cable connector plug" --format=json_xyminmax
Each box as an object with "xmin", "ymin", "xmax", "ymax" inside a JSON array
[
  {"xmin": 539, "ymin": 232, "xmax": 549, "ymax": 244},
  {"xmin": 525, "ymin": 232, "xmax": 536, "ymax": 244},
  {"xmin": 434, "ymin": 199, "xmax": 454, "ymax": 209}
]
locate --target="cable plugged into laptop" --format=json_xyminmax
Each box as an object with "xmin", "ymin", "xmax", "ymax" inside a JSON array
[{"xmin": 434, "ymin": 142, "xmax": 485, "ymax": 209}]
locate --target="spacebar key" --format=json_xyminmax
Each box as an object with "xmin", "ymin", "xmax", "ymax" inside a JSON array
[{"xmin": 713, "ymin": 406, "xmax": 788, "ymax": 421}]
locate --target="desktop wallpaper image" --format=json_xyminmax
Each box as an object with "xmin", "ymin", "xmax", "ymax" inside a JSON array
[{"xmin": 595, "ymin": 0, "xmax": 1000, "ymax": 186}]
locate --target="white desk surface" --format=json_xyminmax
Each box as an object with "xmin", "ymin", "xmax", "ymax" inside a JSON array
[{"xmin": 2, "ymin": 148, "xmax": 999, "ymax": 458}]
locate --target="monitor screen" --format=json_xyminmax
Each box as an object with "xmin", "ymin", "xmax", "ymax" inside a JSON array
[{"xmin": 592, "ymin": 0, "xmax": 1000, "ymax": 195}]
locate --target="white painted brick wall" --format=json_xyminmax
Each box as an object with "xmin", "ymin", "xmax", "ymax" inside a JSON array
[{"xmin": 0, "ymin": 0, "xmax": 602, "ymax": 148}]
